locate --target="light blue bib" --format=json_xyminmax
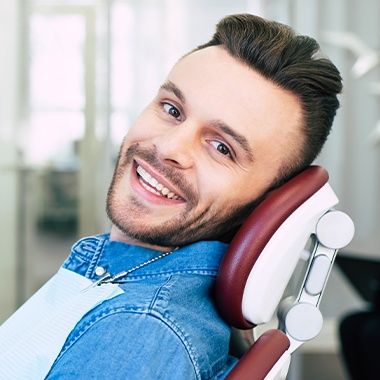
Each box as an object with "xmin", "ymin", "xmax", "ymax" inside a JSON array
[{"xmin": 0, "ymin": 267, "xmax": 123, "ymax": 379}]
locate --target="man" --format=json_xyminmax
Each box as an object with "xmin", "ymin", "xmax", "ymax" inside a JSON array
[{"xmin": 1, "ymin": 13, "xmax": 342, "ymax": 379}]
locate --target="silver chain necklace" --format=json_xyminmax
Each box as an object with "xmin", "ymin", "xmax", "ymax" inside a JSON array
[{"xmin": 82, "ymin": 248, "xmax": 177, "ymax": 292}]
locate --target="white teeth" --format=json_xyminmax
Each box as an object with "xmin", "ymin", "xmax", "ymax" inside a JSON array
[
  {"xmin": 136, "ymin": 165, "xmax": 151, "ymax": 183},
  {"xmin": 140, "ymin": 180, "xmax": 161, "ymax": 196},
  {"xmin": 149, "ymin": 177, "xmax": 158, "ymax": 187},
  {"xmin": 136, "ymin": 165, "xmax": 180, "ymax": 200}
]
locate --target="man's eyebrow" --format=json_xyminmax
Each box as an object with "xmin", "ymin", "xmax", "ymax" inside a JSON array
[
  {"xmin": 159, "ymin": 81, "xmax": 254, "ymax": 162},
  {"xmin": 159, "ymin": 81, "xmax": 186, "ymax": 104},
  {"xmin": 212, "ymin": 121, "xmax": 255, "ymax": 163}
]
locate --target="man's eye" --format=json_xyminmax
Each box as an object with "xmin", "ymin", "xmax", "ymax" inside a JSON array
[
  {"xmin": 163, "ymin": 103, "xmax": 181, "ymax": 120},
  {"xmin": 210, "ymin": 141, "xmax": 231, "ymax": 157}
]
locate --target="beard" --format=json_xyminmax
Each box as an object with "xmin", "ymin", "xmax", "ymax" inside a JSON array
[{"xmin": 106, "ymin": 143, "xmax": 262, "ymax": 247}]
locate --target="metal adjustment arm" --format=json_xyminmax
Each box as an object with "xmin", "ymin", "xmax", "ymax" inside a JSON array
[{"xmin": 278, "ymin": 210, "xmax": 355, "ymax": 354}]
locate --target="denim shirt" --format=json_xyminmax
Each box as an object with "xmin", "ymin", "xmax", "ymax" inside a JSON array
[{"xmin": 45, "ymin": 234, "xmax": 237, "ymax": 379}]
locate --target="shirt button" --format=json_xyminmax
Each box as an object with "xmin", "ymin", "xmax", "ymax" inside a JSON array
[{"xmin": 95, "ymin": 266, "xmax": 106, "ymax": 276}]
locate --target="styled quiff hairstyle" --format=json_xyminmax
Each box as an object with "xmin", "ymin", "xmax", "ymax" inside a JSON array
[{"xmin": 193, "ymin": 14, "xmax": 343, "ymax": 187}]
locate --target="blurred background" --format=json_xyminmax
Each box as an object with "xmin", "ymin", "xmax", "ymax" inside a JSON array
[{"xmin": 1, "ymin": 0, "xmax": 379, "ymax": 378}]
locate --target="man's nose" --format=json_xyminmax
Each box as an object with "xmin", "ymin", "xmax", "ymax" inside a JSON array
[{"xmin": 152, "ymin": 123, "xmax": 198, "ymax": 169}]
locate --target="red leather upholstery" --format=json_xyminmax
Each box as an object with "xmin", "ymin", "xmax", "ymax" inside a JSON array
[
  {"xmin": 225, "ymin": 329, "xmax": 290, "ymax": 380},
  {"xmin": 215, "ymin": 166, "xmax": 329, "ymax": 329}
]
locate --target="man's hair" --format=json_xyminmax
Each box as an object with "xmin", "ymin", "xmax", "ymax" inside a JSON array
[{"xmin": 193, "ymin": 14, "xmax": 343, "ymax": 189}]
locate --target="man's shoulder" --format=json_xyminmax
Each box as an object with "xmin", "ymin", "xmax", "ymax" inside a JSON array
[
  {"xmin": 61, "ymin": 234, "xmax": 109, "ymax": 276},
  {"xmin": 56, "ymin": 272, "xmax": 231, "ymax": 380}
]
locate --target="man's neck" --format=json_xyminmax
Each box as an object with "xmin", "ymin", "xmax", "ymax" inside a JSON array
[{"xmin": 109, "ymin": 225, "xmax": 176, "ymax": 253}]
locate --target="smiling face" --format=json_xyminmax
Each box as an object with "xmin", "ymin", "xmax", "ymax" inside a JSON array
[{"xmin": 107, "ymin": 46, "xmax": 303, "ymax": 250}]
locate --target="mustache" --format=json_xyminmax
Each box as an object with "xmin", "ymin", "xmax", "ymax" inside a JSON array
[{"xmin": 123, "ymin": 143, "xmax": 198, "ymax": 204}]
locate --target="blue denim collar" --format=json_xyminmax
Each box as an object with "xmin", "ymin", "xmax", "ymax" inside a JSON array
[{"xmin": 71, "ymin": 234, "xmax": 229, "ymax": 281}]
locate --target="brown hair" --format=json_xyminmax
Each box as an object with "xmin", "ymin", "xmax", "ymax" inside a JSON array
[{"xmin": 193, "ymin": 14, "xmax": 343, "ymax": 187}]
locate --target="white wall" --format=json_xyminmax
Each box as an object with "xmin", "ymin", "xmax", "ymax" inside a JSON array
[{"xmin": 0, "ymin": 0, "xmax": 21, "ymax": 322}]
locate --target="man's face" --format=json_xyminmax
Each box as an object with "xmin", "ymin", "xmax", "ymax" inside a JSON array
[{"xmin": 107, "ymin": 46, "xmax": 302, "ymax": 249}]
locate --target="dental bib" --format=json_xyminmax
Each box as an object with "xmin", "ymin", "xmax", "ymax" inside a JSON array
[{"xmin": 0, "ymin": 268, "xmax": 123, "ymax": 379}]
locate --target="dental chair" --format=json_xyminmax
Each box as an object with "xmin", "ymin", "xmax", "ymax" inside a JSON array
[{"xmin": 216, "ymin": 165, "xmax": 355, "ymax": 380}]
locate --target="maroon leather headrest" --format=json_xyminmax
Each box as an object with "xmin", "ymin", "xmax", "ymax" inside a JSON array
[
  {"xmin": 215, "ymin": 166, "xmax": 329, "ymax": 329},
  {"xmin": 225, "ymin": 329, "xmax": 290, "ymax": 380}
]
